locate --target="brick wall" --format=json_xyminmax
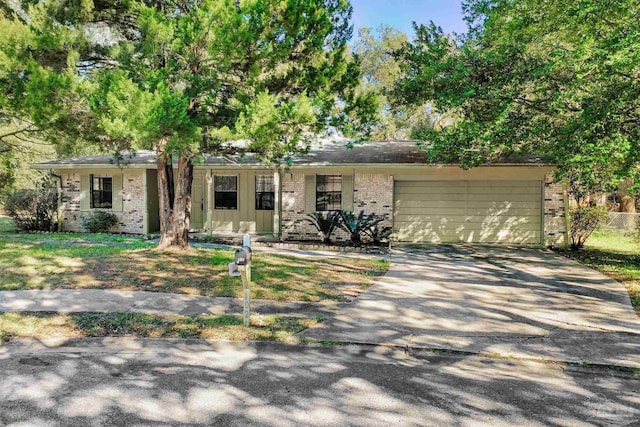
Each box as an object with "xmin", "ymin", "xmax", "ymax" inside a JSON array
[
  {"xmin": 59, "ymin": 171, "xmax": 146, "ymax": 234},
  {"xmin": 280, "ymin": 173, "xmax": 331, "ymax": 241},
  {"xmin": 281, "ymin": 172, "xmax": 393, "ymax": 242},
  {"xmin": 354, "ymin": 173, "xmax": 393, "ymax": 229},
  {"xmin": 544, "ymin": 173, "xmax": 568, "ymax": 246},
  {"xmin": 60, "ymin": 173, "xmax": 82, "ymax": 231}
]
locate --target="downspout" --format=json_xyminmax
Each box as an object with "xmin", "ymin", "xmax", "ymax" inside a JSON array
[
  {"xmin": 273, "ymin": 167, "xmax": 282, "ymax": 240},
  {"xmin": 563, "ymin": 182, "xmax": 571, "ymax": 247}
]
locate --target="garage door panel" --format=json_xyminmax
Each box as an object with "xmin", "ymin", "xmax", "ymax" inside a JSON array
[
  {"xmin": 394, "ymin": 224, "xmax": 541, "ymax": 243},
  {"xmin": 466, "ymin": 194, "xmax": 542, "ymax": 202},
  {"xmin": 395, "ymin": 188, "xmax": 468, "ymax": 196},
  {"xmin": 469, "ymin": 180, "xmax": 540, "ymax": 188},
  {"xmin": 465, "ymin": 207, "xmax": 541, "ymax": 217},
  {"xmin": 394, "ymin": 180, "xmax": 542, "ymax": 244},
  {"xmin": 396, "ymin": 207, "xmax": 541, "ymax": 216},
  {"xmin": 395, "ymin": 217, "xmax": 540, "ymax": 229},
  {"xmin": 395, "ymin": 201, "xmax": 469, "ymax": 210},
  {"xmin": 394, "ymin": 193, "xmax": 468, "ymax": 202},
  {"xmin": 394, "ymin": 215, "xmax": 467, "ymax": 224},
  {"xmin": 398, "ymin": 181, "xmax": 467, "ymax": 188},
  {"xmin": 397, "ymin": 200, "xmax": 541, "ymax": 210},
  {"xmin": 466, "ymin": 201, "xmax": 541, "ymax": 209},
  {"xmin": 466, "ymin": 187, "xmax": 542, "ymax": 195}
]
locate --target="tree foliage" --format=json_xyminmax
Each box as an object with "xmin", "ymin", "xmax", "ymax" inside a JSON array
[
  {"xmin": 0, "ymin": 0, "xmax": 375, "ymax": 248},
  {"xmin": 392, "ymin": 0, "xmax": 640, "ymax": 195},
  {"xmin": 352, "ymin": 25, "xmax": 434, "ymax": 140},
  {"xmin": 5, "ymin": 179, "xmax": 58, "ymax": 232}
]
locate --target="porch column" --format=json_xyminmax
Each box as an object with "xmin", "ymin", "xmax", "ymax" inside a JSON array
[
  {"xmin": 273, "ymin": 169, "xmax": 281, "ymax": 239},
  {"xmin": 205, "ymin": 169, "xmax": 213, "ymax": 234}
]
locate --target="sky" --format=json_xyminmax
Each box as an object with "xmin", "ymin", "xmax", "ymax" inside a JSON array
[{"xmin": 349, "ymin": 0, "xmax": 467, "ymax": 38}]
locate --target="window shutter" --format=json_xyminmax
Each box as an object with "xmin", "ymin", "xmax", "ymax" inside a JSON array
[
  {"xmin": 112, "ymin": 174, "xmax": 123, "ymax": 212},
  {"xmin": 342, "ymin": 174, "xmax": 354, "ymax": 212},
  {"xmin": 80, "ymin": 174, "xmax": 90, "ymax": 210},
  {"xmin": 304, "ymin": 175, "xmax": 316, "ymax": 213}
]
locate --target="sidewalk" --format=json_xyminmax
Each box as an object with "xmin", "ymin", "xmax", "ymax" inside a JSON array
[
  {"xmin": 146, "ymin": 238, "xmax": 391, "ymax": 260},
  {"xmin": 0, "ymin": 289, "xmax": 341, "ymax": 317}
]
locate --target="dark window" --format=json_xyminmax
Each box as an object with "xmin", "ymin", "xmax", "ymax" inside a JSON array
[
  {"xmin": 255, "ymin": 175, "xmax": 275, "ymax": 210},
  {"xmin": 316, "ymin": 175, "xmax": 342, "ymax": 211},
  {"xmin": 90, "ymin": 175, "xmax": 113, "ymax": 209},
  {"xmin": 214, "ymin": 175, "xmax": 238, "ymax": 210}
]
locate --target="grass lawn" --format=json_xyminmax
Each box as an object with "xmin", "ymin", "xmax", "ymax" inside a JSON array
[
  {"xmin": 0, "ymin": 215, "xmax": 15, "ymax": 232},
  {"xmin": 0, "ymin": 225, "xmax": 390, "ymax": 302},
  {"xmin": 558, "ymin": 230, "xmax": 640, "ymax": 316},
  {"xmin": 0, "ymin": 312, "xmax": 319, "ymax": 343}
]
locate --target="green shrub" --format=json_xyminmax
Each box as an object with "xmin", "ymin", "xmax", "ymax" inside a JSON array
[
  {"xmin": 338, "ymin": 210, "xmax": 383, "ymax": 246},
  {"xmin": 5, "ymin": 186, "xmax": 58, "ymax": 232},
  {"xmin": 82, "ymin": 211, "xmax": 120, "ymax": 233},
  {"xmin": 570, "ymin": 207, "xmax": 609, "ymax": 249},
  {"xmin": 305, "ymin": 212, "xmax": 341, "ymax": 244}
]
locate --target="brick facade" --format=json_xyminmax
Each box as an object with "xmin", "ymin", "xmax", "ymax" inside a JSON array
[
  {"xmin": 281, "ymin": 173, "xmax": 394, "ymax": 242},
  {"xmin": 544, "ymin": 173, "xmax": 568, "ymax": 246},
  {"xmin": 59, "ymin": 173, "xmax": 82, "ymax": 231},
  {"xmin": 354, "ymin": 173, "xmax": 393, "ymax": 228},
  {"xmin": 280, "ymin": 173, "xmax": 310, "ymax": 240},
  {"xmin": 58, "ymin": 168, "xmax": 567, "ymax": 246},
  {"xmin": 59, "ymin": 171, "xmax": 146, "ymax": 234}
]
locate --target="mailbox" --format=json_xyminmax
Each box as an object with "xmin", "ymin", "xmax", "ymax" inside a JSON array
[{"xmin": 234, "ymin": 246, "xmax": 252, "ymax": 265}]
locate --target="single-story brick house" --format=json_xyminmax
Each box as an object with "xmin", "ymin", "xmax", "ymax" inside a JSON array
[{"xmin": 33, "ymin": 140, "xmax": 568, "ymax": 245}]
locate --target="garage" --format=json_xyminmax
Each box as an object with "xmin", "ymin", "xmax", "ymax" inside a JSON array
[{"xmin": 393, "ymin": 180, "xmax": 543, "ymax": 244}]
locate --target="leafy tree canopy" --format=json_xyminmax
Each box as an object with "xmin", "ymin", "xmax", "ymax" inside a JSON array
[
  {"xmin": 392, "ymin": 0, "xmax": 640, "ymax": 195},
  {"xmin": 0, "ymin": 0, "xmax": 376, "ymax": 247},
  {"xmin": 352, "ymin": 25, "xmax": 435, "ymax": 140},
  {"xmin": 1, "ymin": 0, "xmax": 375, "ymax": 161}
]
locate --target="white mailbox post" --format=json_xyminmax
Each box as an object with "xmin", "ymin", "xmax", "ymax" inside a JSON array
[{"xmin": 229, "ymin": 234, "xmax": 252, "ymax": 326}]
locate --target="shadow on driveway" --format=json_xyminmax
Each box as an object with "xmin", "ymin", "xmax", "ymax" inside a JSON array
[{"xmin": 299, "ymin": 246, "xmax": 640, "ymax": 368}]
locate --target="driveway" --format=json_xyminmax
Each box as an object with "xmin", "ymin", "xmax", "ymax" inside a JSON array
[{"xmin": 299, "ymin": 246, "xmax": 640, "ymax": 368}]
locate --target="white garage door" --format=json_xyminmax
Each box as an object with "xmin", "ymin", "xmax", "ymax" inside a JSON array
[{"xmin": 394, "ymin": 180, "xmax": 542, "ymax": 244}]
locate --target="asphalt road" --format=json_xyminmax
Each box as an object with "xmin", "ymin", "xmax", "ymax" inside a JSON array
[{"xmin": 0, "ymin": 339, "xmax": 638, "ymax": 426}]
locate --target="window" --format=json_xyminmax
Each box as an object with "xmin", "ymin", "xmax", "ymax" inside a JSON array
[
  {"xmin": 214, "ymin": 175, "xmax": 238, "ymax": 210},
  {"xmin": 316, "ymin": 175, "xmax": 342, "ymax": 211},
  {"xmin": 90, "ymin": 175, "xmax": 113, "ymax": 209},
  {"xmin": 255, "ymin": 175, "xmax": 275, "ymax": 210}
]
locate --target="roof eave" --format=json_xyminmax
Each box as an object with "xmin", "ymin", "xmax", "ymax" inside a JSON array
[
  {"xmin": 31, "ymin": 163, "xmax": 155, "ymax": 170},
  {"xmin": 33, "ymin": 161, "xmax": 554, "ymax": 171}
]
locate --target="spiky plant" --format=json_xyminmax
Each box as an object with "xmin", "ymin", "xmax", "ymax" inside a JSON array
[
  {"xmin": 306, "ymin": 212, "xmax": 342, "ymax": 244},
  {"xmin": 338, "ymin": 210, "xmax": 383, "ymax": 246}
]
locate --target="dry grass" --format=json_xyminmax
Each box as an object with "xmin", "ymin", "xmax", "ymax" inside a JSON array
[
  {"xmin": 0, "ymin": 232, "xmax": 390, "ymax": 302},
  {"xmin": 0, "ymin": 312, "xmax": 319, "ymax": 343}
]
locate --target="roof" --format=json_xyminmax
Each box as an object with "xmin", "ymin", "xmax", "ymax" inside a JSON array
[{"xmin": 32, "ymin": 140, "xmax": 548, "ymax": 169}]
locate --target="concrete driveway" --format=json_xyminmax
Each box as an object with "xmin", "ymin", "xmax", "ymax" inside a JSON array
[{"xmin": 299, "ymin": 246, "xmax": 640, "ymax": 368}]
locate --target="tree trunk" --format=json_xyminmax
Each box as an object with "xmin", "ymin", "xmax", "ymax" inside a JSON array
[
  {"xmin": 617, "ymin": 179, "xmax": 636, "ymax": 213},
  {"xmin": 156, "ymin": 138, "xmax": 194, "ymax": 250}
]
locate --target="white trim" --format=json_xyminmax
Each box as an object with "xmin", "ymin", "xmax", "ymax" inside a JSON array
[{"xmin": 33, "ymin": 162, "xmax": 555, "ymax": 171}]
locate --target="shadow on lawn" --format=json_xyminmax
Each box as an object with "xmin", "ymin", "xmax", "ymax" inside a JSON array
[{"xmin": 0, "ymin": 234, "xmax": 387, "ymax": 302}]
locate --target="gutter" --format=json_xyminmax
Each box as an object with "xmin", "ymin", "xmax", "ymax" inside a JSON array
[{"xmin": 32, "ymin": 162, "xmax": 557, "ymax": 170}]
